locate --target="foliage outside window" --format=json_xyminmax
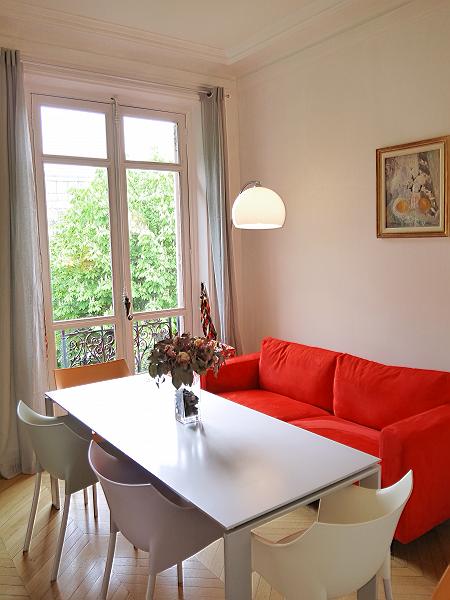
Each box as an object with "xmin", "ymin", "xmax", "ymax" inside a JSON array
[{"xmin": 49, "ymin": 169, "xmax": 178, "ymax": 321}]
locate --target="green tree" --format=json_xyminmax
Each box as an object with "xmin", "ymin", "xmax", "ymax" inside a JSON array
[{"xmin": 49, "ymin": 168, "xmax": 178, "ymax": 321}]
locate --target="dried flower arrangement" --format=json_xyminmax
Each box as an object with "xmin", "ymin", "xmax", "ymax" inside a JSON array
[{"xmin": 148, "ymin": 333, "xmax": 226, "ymax": 389}]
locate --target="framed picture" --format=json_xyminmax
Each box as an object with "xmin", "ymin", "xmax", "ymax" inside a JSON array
[{"xmin": 377, "ymin": 136, "xmax": 450, "ymax": 238}]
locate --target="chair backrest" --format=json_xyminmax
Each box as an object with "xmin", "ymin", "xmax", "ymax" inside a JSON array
[
  {"xmin": 433, "ymin": 566, "xmax": 450, "ymax": 600},
  {"xmin": 17, "ymin": 401, "xmax": 96, "ymax": 494},
  {"xmin": 88, "ymin": 441, "xmax": 189, "ymax": 552},
  {"xmin": 318, "ymin": 470, "xmax": 413, "ymax": 525},
  {"xmin": 253, "ymin": 472, "xmax": 413, "ymax": 599},
  {"xmin": 54, "ymin": 359, "xmax": 130, "ymax": 389}
]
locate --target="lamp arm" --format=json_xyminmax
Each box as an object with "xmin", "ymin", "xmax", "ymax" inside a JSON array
[{"xmin": 239, "ymin": 180, "xmax": 261, "ymax": 194}]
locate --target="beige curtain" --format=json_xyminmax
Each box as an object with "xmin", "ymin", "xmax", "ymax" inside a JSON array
[
  {"xmin": 200, "ymin": 88, "xmax": 239, "ymax": 348},
  {"xmin": 0, "ymin": 48, "xmax": 47, "ymax": 477}
]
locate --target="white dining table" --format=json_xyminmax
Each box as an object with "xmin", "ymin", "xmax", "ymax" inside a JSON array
[{"xmin": 45, "ymin": 373, "xmax": 381, "ymax": 600}]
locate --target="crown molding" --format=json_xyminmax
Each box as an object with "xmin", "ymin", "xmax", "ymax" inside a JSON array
[
  {"xmin": 0, "ymin": 0, "xmax": 420, "ymax": 79},
  {"xmin": 227, "ymin": 0, "xmax": 350, "ymax": 62},
  {"xmin": 229, "ymin": 0, "xmax": 415, "ymax": 75},
  {"xmin": 0, "ymin": 0, "xmax": 226, "ymax": 64},
  {"xmin": 0, "ymin": 0, "xmax": 237, "ymax": 84}
]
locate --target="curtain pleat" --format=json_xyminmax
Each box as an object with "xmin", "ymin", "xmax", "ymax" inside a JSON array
[
  {"xmin": 200, "ymin": 88, "xmax": 239, "ymax": 348},
  {"xmin": 0, "ymin": 48, "xmax": 47, "ymax": 478}
]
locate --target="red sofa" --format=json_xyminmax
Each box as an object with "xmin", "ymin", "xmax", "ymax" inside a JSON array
[{"xmin": 202, "ymin": 336, "xmax": 450, "ymax": 543}]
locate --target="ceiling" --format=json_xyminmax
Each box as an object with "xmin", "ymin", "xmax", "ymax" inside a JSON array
[
  {"xmin": 22, "ymin": 0, "xmax": 344, "ymax": 57},
  {"xmin": 0, "ymin": 0, "xmax": 413, "ymax": 79}
]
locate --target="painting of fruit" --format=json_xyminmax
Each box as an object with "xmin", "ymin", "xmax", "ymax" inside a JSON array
[{"xmin": 377, "ymin": 137, "xmax": 449, "ymax": 237}]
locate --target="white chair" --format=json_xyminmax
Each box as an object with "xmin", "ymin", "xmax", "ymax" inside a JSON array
[
  {"xmin": 88, "ymin": 441, "xmax": 223, "ymax": 600},
  {"xmin": 317, "ymin": 476, "xmax": 413, "ymax": 600},
  {"xmin": 17, "ymin": 401, "xmax": 98, "ymax": 581},
  {"xmin": 252, "ymin": 471, "xmax": 413, "ymax": 600}
]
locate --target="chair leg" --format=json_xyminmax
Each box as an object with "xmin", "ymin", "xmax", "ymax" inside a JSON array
[
  {"xmin": 51, "ymin": 494, "xmax": 71, "ymax": 582},
  {"xmin": 23, "ymin": 471, "xmax": 42, "ymax": 553},
  {"xmin": 383, "ymin": 578, "xmax": 394, "ymax": 600},
  {"xmin": 381, "ymin": 549, "xmax": 393, "ymax": 600},
  {"xmin": 146, "ymin": 572, "xmax": 156, "ymax": 600},
  {"xmin": 50, "ymin": 475, "xmax": 60, "ymax": 510},
  {"xmin": 100, "ymin": 519, "xmax": 117, "ymax": 600},
  {"xmin": 83, "ymin": 487, "xmax": 88, "ymax": 506},
  {"xmin": 177, "ymin": 562, "xmax": 183, "ymax": 586},
  {"xmin": 92, "ymin": 484, "xmax": 98, "ymax": 519}
]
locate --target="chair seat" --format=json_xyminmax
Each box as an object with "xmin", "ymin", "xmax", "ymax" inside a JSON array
[
  {"xmin": 252, "ymin": 528, "xmax": 308, "ymax": 547},
  {"xmin": 290, "ymin": 416, "xmax": 380, "ymax": 457},
  {"xmin": 277, "ymin": 529, "xmax": 306, "ymax": 544},
  {"xmin": 218, "ymin": 389, "xmax": 330, "ymax": 421}
]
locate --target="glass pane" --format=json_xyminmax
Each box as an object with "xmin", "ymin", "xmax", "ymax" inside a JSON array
[
  {"xmin": 41, "ymin": 106, "xmax": 107, "ymax": 158},
  {"xmin": 126, "ymin": 169, "xmax": 182, "ymax": 312},
  {"xmin": 55, "ymin": 325, "xmax": 116, "ymax": 368},
  {"xmin": 123, "ymin": 116, "xmax": 178, "ymax": 163},
  {"xmin": 133, "ymin": 316, "xmax": 181, "ymax": 373},
  {"xmin": 45, "ymin": 164, "xmax": 114, "ymax": 321}
]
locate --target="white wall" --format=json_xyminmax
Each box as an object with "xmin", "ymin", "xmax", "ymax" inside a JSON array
[{"xmin": 236, "ymin": 0, "xmax": 450, "ymax": 370}]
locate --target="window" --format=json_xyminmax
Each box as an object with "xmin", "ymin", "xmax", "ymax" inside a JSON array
[{"xmin": 32, "ymin": 95, "xmax": 192, "ymax": 376}]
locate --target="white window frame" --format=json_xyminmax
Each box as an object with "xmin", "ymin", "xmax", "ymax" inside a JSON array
[
  {"xmin": 31, "ymin": 88, "xmax": 198, "ymax": 381},
  {"xmin": 115, "ymin": 102, "xmax": 193, "ymax": 368}
]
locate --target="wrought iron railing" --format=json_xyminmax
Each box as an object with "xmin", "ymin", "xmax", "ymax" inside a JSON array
[
  {"xmin": 57, "ymin": 317, "xmax": 179, "ymax": 372},
  {"xmin": 133, "ymin": 317, "xmax": 178, "ymax": 372},
  {"xmin": 58, "ymin": 325, "xmax": 115, "ymax": 368}
]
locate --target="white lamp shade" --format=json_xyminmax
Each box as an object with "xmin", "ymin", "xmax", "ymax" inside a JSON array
[{"xmin": 232, "ymin": 186, "xmax": 286, "ymax": 229}]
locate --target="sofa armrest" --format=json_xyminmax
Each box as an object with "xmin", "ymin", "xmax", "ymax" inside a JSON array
[
  {"xmin": 200, "ymin": 352, "xmax": 260, "ymax": 394},
  {"xmin": 380, "ymin": 403, "xmax": 450, "ymax": 543}
]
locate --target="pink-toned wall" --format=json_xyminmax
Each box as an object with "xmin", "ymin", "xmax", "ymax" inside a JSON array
[{"xmin": 236, "ymin": 0, "xmax": 450, "ymax": 370}]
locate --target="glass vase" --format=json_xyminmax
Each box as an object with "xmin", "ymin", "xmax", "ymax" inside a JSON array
[{"xmin": 174, "ymin": 372, "xmax": 200, "ymax": 425}]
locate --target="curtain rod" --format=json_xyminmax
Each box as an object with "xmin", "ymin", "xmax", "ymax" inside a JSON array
[{"xmin": 21, "ymin": 58, "xmax": 224, "ymax": 97}]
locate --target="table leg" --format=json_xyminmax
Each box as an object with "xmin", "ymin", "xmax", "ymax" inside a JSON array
[
  {"xmin": 357, "ymin": 577, "xmax": 377, "ymax": 600},
  {"xmin": 357, "ymin": 465, "xmax": 381, "ymax": 600},
  {"xmin": 44, "ymin": 396, "xmax": 60, "ymax": 510},
  {"xmin": 359, "ymin": 466, "xmax": 381, "ymax": 490},
  {"xmin": 224, "ymin": 527, "xmax": 252, "ymax": 600}
]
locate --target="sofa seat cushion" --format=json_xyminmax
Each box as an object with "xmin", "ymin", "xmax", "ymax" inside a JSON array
[
  {"xmin": 218, "ymin": 389, "xmax": 330, "ymax": 421},
  {"xmin": 334, "ymin": 353, "xmax": 450, "ymax": 430},
  {"xmin": 259, "ymin": 337, "xmax": 341, "ymax": 412},
  {"xmin": 290, "ymin": 416, "xmax": 380, "ymax": 457}
]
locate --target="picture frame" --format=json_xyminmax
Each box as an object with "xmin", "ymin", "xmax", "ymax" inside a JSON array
[{"xmin": 376, "ymin": 136, "xmax": 450, "ymax": 238}]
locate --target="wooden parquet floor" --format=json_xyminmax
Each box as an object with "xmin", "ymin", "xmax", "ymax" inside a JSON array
[{"xmin": 0, "ymin": 473, "xmax": 448, "ymax": 600}]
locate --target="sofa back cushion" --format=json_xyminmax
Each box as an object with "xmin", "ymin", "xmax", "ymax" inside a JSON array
[
  {"xmin": 259, "ymin": 337, "xmax": 340, "ymax": 411},
  {"xmin": 334, "ymin": 354, "xmax": 450, "ymax": 430}
]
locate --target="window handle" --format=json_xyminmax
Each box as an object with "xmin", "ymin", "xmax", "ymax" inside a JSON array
[{"xmin": 123, "ymin": 295, "xmax": 134, "ymax": 321}]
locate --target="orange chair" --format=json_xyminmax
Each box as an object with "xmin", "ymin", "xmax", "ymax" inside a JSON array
[
  {"xmin": 53, "ymin": 359, "xmax": 131, "ymax": 512},
  {"xmin": 54, "ymin": 359, "xmax": 130, "ymax": 389},
  {"xmin": 433, "ymin": 566, "xmax": 450, "ymax": 600}
]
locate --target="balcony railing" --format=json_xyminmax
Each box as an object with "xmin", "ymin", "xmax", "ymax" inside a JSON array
[
  {"xmin": 133, "ymin": 318, "xmax": 178, "ymax": 372},
  {"xmin": 57, "ymin": 317, "xmax": 178, "ymax": 372}
]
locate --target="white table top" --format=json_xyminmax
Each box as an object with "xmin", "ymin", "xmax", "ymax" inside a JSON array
[{"xmin": 46, "ymin": 374, "xmax": 379, "ymax": 530}]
